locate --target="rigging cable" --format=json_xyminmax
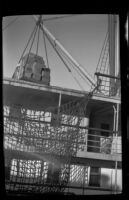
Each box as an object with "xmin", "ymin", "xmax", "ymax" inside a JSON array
[
  {"xmin": 72, "ymin": 76, "xmax": 85, "ymax": 91},
  {"xmin": 36, "ymin": 15, "xmax": 94, "ymax": 86},
  {"xmin": 57, "ymin": 48, "xmax": 92, "ymax": 91},
  {"xmin": 34, "ymin": 15, "xmax": 96, "ymax": 92},
  {"xmin": 36, "ymin": 25, "xmax": 40, "ymax": 57},
  {"xmin": 52, "ymin": 41, "xmax": 92, "ymax": 89},
  {"xmin": 24, "ymin": 24, "xmax": 39, "ymax": 68},
  {"xmin": 56, "ymin": 45, "xmax": 101, "ymax": 95},
  {"xmin": 91, "ymin": 31, "xmax": 109, "ymax": 94},
  {"xmin": 40, "ymin": 14, "xmax": 82, "ymax": 22},
  {"xmin": 42, "ymin": 19, "xmax": 50, "ymax": 68},
  {"xmin": 18, "ymin": 24, "xmax": 37, "ymax": 63},
  {"xmin": 3, "ymin": 16, "xmax": 19, "ymax": 31},
  {"xmin": 39, "ymin": 22, "xmax": 92, "ymax": 89},
  {"xmin": 41, "ymin": 27, "xmax": 85, "ymax": 91},
  {"xmin": 2, "ymin": 15, "xmax": 81, "ymax": 31},
  {"xmin": 41, "ymin": 26, "xmax": 71, "ymax": 73},
  {"xmin": 96, "ymin": 31, "xmax": 108, "ymax": 72},
  {"xmin": 58, "ymin": 48, "xmax": 92, "ymax": 88},
  {"xmin": 51, "ymin": 35, "xmax": 95, "ymax": 87}
]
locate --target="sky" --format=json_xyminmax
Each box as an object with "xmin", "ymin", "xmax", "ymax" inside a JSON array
[{"xmin": 2, "ymin": 14, "xmax": 108, "ymax": 92}]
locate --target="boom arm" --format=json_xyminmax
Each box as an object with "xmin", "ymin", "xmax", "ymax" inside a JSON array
[{"xmin": 33, "ymin": 15, "xmax": 96, "ymax": 87}]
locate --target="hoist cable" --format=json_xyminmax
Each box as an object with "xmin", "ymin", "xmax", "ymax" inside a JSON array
[
  {"xmin": 40, "ymin": 22, "xmax": 91, "ymax": 88},
  {"xmin": 61, "ymin": 50, "xmax": 91, "ymax": 87},
  {"xmin": 37, "ymin": 17, "xmax": 94, "ymax": 91},
  {"xmin": 41, "ymin": 28, "xmax": 86, "ymax": 91},
  {"xmin": 92, "ymin": 29, "xmax": 109, "ymax": 95},
  {"xmin": 3, "ymin": 16, "xmax": 19, "ymax": 31},
  {"xmin": 41, "ymin": 27, "xmax": 84, "ymax": 90},
  {"xmin": 56, "ymin": 45, "xmax": 92, "ymax": 88},
  {"xmin": 72, "ymin": 76, "xmax": 85, "ymax": 91},
  {"xmin": 42, "ymin": 21, "xmax": 50, "ymax": 69},
  {"xmin": 36, "ymin": 25, "xmax": 40, "ymax": 57},
  {"xmin": 96, "ymin": 30, "xmax": 108, "ymax": 72},
  {"xmin": 57, "ymin": 47, "xmax": 92, "ymax": 89},
  {"xmin": 41, "ymin": 27, "xmax": 71, "ymax": 72},
  {"xmin": 57, "ymin": 51, "xmax": 86, "ymax": 91},
  {"xmin": 52, "ymin": 36, "xmax": 95, "ymax": 86},
  {"xmin": 18, "ymin": 24, "xmax": 37, "ymax": 64},
  {"xmin": 41, "ymin": 14, "xmax": 81, "ymax": 22},
  {"xmin": 57, "ymin": 53, "xmax": 85, "ymax": 91},
  {"xmin": 24, "ymin": 24, "xmax": 39, "ymax": 67}
]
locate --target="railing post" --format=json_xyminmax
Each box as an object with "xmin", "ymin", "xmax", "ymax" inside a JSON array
[
  {"xmin": 85, "ymin": 130, "xmax": 88, "ymax": 152},
  {"xmin": 57, "ymin": 92, "xmax": 62, "ymax": 122},
  {"xmin": 82, "ymin": 166, "xmax": 86, "ymax": 195},
  {"xmin": 85, "ymin": 110, "xmax": 90, "ymax": 152},
  {"xmin": 58, "ymin": 92, "xmax": 62, "ymax": 112},
  {"xmin": 114, "ymin": 103, "xmax": 119, "ymax": 194}
]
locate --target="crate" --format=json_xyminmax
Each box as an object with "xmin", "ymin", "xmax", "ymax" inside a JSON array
[
  {"xmin": 32, "ymin": 73, "xmax": 41, "ymax": 81},
  {"xmin": 22, "ymin": 53, "xmax": 44, "ymax": 65},
  {"xmin": 32, "ymin": 62, "xmax": 44, "ymax": 74},
  {"xmin": 12, "ymin": 53, "xmax": 51, "ymax": 85}
]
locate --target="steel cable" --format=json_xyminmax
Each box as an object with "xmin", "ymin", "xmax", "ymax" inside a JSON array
[
  {"xmin": 42, "ymin": 18, "xmax": 50, "ymax": 69},
  {"xmin": 3, "ymin": 16, "xmax": 19, "ymax": 31},
  {"xmin": 18, "ymin": 24, "xmax": 37, "ymax": 64}
]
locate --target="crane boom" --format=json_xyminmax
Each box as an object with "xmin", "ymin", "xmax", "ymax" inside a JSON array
[{"xmin": 33, "ymin": 15, "xmax": 96, "ymax": 87}]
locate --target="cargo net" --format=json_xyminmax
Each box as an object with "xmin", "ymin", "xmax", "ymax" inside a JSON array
[
  {"xmin": 91, "ymin": 31, "xmax": 120, "ymax": 97},
  {"xmin": 4, "ymin": 92, "xmax": 92, "ymax": 194}
]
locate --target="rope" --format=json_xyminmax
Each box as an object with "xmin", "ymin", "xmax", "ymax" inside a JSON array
[
  {"xmin": 55, "ymin": 52, "xmax": 85, "ymax": 91},
  {"xmin": 72, "ymin": 76, "xmax": 85, "ymax": 91},
  {"xmin": 41, "ymin": 14, "xmax": 82, "ymax": 22},
  {"xmin": 96, "ymin": 31, "xmax": 108, "ymax": 72},
  {"xmin": 41, "ymin": 27, "xmax": 85, "ymax": 91},
  {"xmin": 18, "ymin": 24, "xmax": 37, "ymax": 64},
  {"xmin": 35, "ymin": 16, "xmax": 97, "ymax": 94},
  {"xmin": 40, "ymin": 22, "xmax": 91, "ymax": 88},
  {"xmin": 32, "ymin": 15, "xmax": 94, "ymax": 90},
  {"xmin": 56, "ymin": 48, "xmax": 90, "ymax": 91},
  {"xmin": 91, "ymin": 30, "xmax": 109, "ymax": 94},
  {"xmin": 36, "ymin": 25, "xmax": 40, "ymax": 57},
  {"xmin": 23, "ymin": 24, "xmax": 39, "ymax": 69},
  {"xmin": 3, "ymin": 16, "xmax": 19, "ymax": 31},
  {"xmin": 42, "ymin": 20, "xmax": 50, "ymax": 69},
  {"xmin": 43, "ymin": 29, "xmax": 71, "ymax": 72},
  {"xmin": 58, "ymin": 48, "xmax": 92, "ymax": 88},
  {"xmin": 52, "ymin": 36, "xmax": 94, "ymax": 86}
]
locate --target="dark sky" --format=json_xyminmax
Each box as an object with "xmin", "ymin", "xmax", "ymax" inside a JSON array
[{"xmin": 3, "ymin": 14, "xmax": 108, "ymax": 91}]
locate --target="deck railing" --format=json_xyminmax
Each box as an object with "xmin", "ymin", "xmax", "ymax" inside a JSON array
[{"xmin": 4, "ymin": 124, "xmax": 121, "ymax": 156}]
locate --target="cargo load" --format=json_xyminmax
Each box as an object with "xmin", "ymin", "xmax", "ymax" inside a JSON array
[{"xmin": 12, "ymin": 53, "xmax": 50, "ymax": 85}]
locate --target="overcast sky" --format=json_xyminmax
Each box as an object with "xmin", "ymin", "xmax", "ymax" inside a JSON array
[{"xmin": 3, "ymin": 14, "xmax": 108, "ymax": 91}]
